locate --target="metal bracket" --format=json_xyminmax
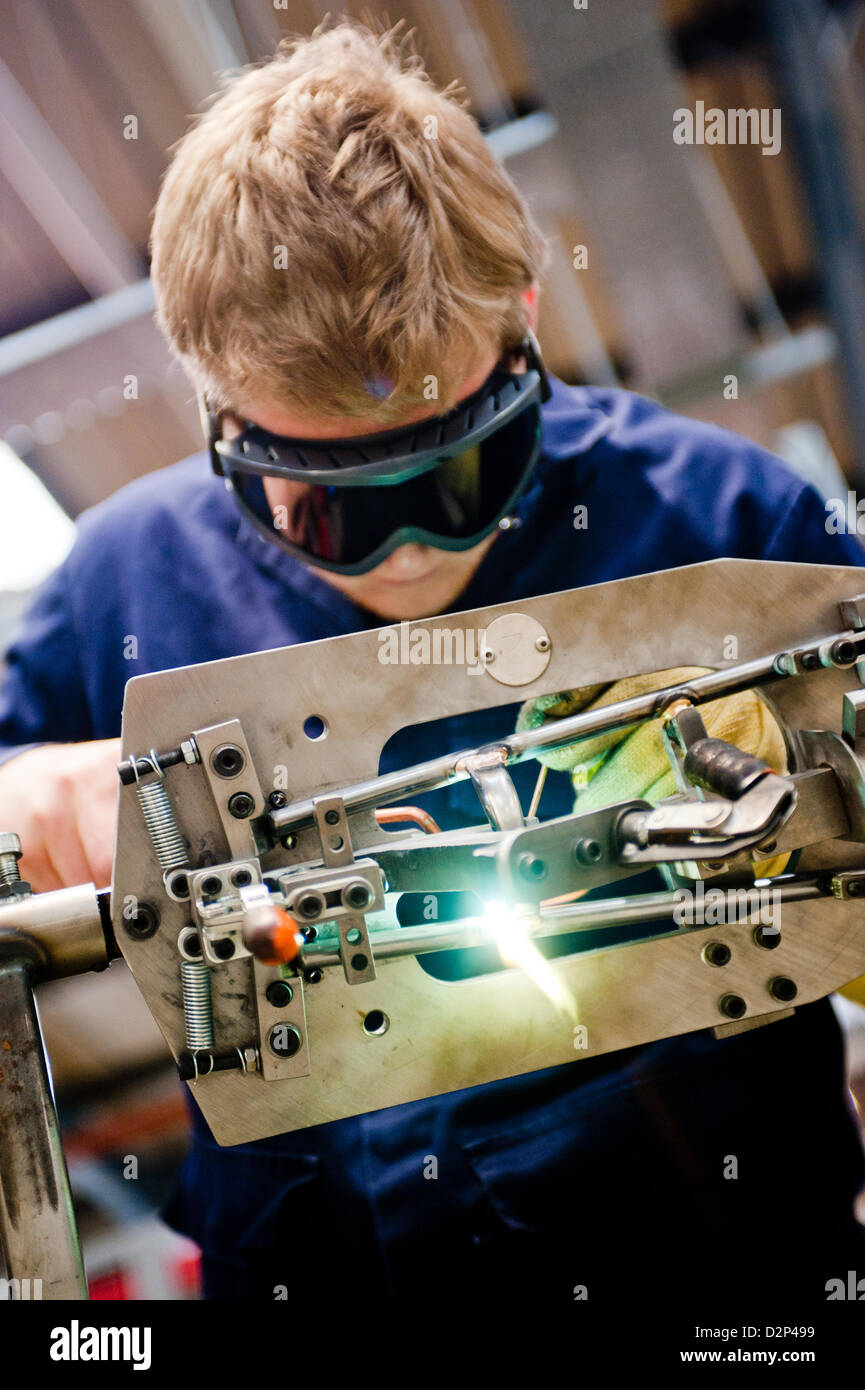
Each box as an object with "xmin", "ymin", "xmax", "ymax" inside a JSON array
[
  {"xmin": 274, "ymin": 859, "xmax": 385, "ymax": 924},
  {"xmin": 312, "ymin": 795, "xmax": 376, "ymax": 984},
  {"xmin": 194, "ymin": 719, "xmax": 267, "ymax": 860},
  {"xmin": 495, "ymin": 800, "xmax": 651, "ymax": 908},
  {"xmin": 829, "ymin": 869, "xmax": 865, "ymax": 900},
  {"xmin": 188, "ymin": 858, "xmax": 261, "ymax": 965},
  {"xmin": 252, "ymin": 958, "xmax": 310, "ymax": 1081}
]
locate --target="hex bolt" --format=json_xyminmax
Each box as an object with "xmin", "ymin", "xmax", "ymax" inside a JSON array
[
  {"xmin": 719, "ymin": 993, "xmax": 747, "ymax": 1020},
  {"xmin": 703, "ymin": 941, "xmax": 732, "ymax": 967},
  {"xmin": 0, "ymin": 833, "xmax": 29, "ymax": 900},
  {"xmin": 0, "ymin": 832, "xmax": 23, "ymax": 887},
  {"xmin": 518, "ymin": 852, "xmax": 548, "ymax": 882},
  {"xmin": 180, "ymin": 739, "xmax": 200, "ymax": 766},
  {"xmin": 266, "ymin": 980, "xmax": 294, "ymax": 1008},
  {"xmin": 769, "ymin": 976, "xmax": 798, "ymax": 1003},
  {"xmin": 228, "ymin": 792, "xmax": 255, "ymax": 819},
  {"xmin": 268, "ymin": 1023, "xmax": 302, "ymax": 1057},
  {"xmin": 753, "ymin": 924, "xmax": 781, "ymax": 949},
  {"xmin": 575, "ymin": 838, "xmax": 603, "ymax": 866}
]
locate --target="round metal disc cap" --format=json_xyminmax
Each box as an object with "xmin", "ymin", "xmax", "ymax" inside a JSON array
[{"xmin": 481, "ymin": 612, "xmax": 552, "ymax": 686}]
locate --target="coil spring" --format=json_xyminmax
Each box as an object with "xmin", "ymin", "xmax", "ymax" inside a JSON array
[
  {"xmin": 136, "ymin": 778, "xmax": 187, "ymax": 873},
  {"xmin": 181, "ymin": 959, "xmax": 214, "ymax": 1051}
]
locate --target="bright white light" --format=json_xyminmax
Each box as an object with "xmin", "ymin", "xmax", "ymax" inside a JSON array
[
  {"xmin": 485, "ymin": 899, "xmax": 579, "ymax": 1022},
  {"xmin": 0, "ymin": 441, "xmax": 75, "ymax": 590}
]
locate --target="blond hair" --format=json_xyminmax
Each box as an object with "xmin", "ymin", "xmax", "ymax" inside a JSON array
[{"xmin": 150, "ymin": 20, "xmax": 547, "ymax": 425}]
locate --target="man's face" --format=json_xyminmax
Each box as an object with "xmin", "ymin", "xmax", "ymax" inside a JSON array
[{"xmin": 227, "ymin": 353, "xmax": 501, "ymax": 621}]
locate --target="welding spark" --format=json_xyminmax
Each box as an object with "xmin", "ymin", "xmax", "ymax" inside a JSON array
[{"xmin": 485, "ymin": 900, "xmax": 579, "ymax": 1023}]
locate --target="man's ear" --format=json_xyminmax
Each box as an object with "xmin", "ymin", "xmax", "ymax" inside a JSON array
[{"xmin": 522, "ymin": 282, "xmax": 540, "ymax": 331}]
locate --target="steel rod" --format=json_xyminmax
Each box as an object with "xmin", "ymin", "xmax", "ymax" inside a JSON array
[
  {"xmin": 271, "ymin": 633, "xmax": 855, "ymax": 835},
  {"xmin": 299, "ymin": 874, "xmax": 828, "ymax": 967}
]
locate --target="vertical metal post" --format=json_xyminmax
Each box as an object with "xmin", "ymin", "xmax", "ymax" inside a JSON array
[
  {"xmin": 765, "ymin": 0, "xmax": 865, "ymax": 478},
  {"xmin": 0, "ymin": 956, "xmax": 88, "ymax": 1299}
]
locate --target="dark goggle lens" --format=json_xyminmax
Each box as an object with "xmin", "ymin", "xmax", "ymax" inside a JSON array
[{"xmin": 227, "ymin": 403, "xmax": 540, "ymax": 568}]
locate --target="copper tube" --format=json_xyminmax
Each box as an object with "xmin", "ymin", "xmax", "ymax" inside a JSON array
[{"xmin": 375, "ymin": 806, "xmax": 441, "ymax": 835}]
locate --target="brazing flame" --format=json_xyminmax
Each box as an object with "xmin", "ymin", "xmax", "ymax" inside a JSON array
[{"xmin": 485, "ymin": 900, "xmax": 578, "ymax": 1023}]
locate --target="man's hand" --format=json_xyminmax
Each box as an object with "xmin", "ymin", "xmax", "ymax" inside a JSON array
[{"xmin": 0, "ymin": 740, "xmax": 121, "ymax": 893}]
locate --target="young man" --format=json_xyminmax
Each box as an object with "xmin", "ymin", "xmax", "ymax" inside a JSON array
[{"xmin": 1, "ymin": 23, "xmax": 864, "ymax": 1305}]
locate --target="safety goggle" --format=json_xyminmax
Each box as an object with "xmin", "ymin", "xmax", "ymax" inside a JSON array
[{"xmin": 200, "ymin": 332, "xmax": 551, "ymax": 575}]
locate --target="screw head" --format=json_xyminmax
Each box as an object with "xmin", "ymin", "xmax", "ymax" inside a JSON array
[
  {"xmin": 297, "ymin": 893, "xmax": 324, "ymax": 920},
  {"xmin": 482, "ymin": 649, "xmax": 496, "ymax": 664},
  {"xmin": 166, "ymin": 869, "xmax": 189, "ymax": 899},
  {"xmin": 266, "ymin": 980, "xmax": 294, "ymax": 1008},
  {"xmin": 228, "ymin": 791, "xmax": 255, "ymax": 819},
  {"xmin": 303, "ymin": 967, "xmax": 323, "ymax": 984},
  {"xmin": 769, "ymin": 976, "xmax": 797, "ymax": 1003},
  {"xmin": 575, "ymin": 838, "xmax": 603, "ymax": 866},
  {"xmin": 268, "ymin": 790, "xmax": 288, "ymax": 810},
  {"xmin": 703, "ymin": 941, "xmax": 732, "ymax": 967},
  {"xmin": 719, "ymin": 993, "xmax": 747, "ymax": 1020},
  {"xmin": 753, "ymin": 924, "xmax": 781, "ymax": 949},
  {"xmin": 343, "ymin": 881, "xmax": 371, "ymax": 910},
  {"xmin": 832, "ymin": 639, "xmax": 857, "ymax": 666},
  {"xmin": 324, "ymin": 808, "xmax": 340, "ymax": 826},
  {"xmin": 124, "ymin": 901, "xmax": 160, "ymax": 940},
  {"xmin": 268, "ymin": 1023, "xmax": 302, "ymax": 1057},
  {"xmin": 535, "ymin": 635, "xmax": 551, "ymax": 653},
  {"xmin": 350, "ymin": 953, "xmax": 369, "ymax": 972},
  {"xmin": 211, "ymin": 744, "xmax": 245, "ymax": 778},
  {"xmin": 518, "ymin": 852, "xmax": 548, "ymax": 882}
]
